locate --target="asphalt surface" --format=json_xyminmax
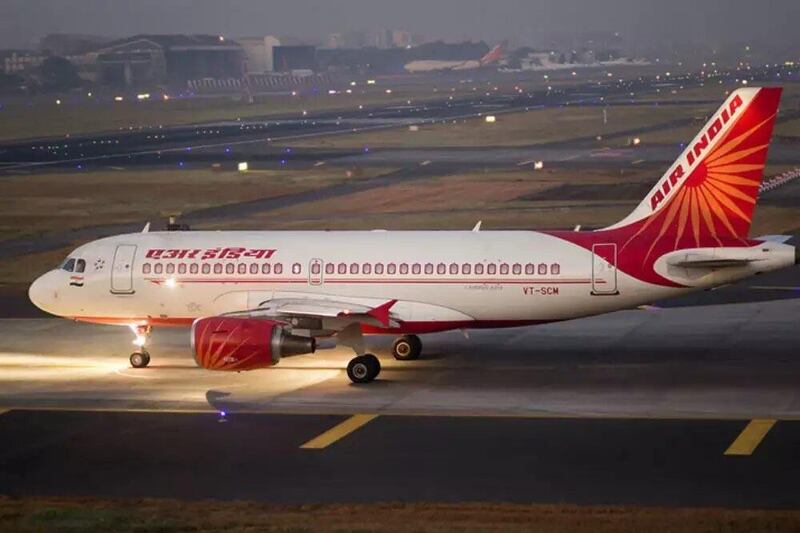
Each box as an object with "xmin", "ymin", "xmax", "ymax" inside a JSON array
[
  {"xmin": 2, "ymin": 410, "xmax": 799, "ymax": 508},
  {"xmin": 1, "ymin": 290, "xmax": 800, "ymax": 506}
]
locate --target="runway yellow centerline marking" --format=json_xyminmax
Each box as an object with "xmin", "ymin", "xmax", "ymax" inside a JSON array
[
  {"xmin": 301, "ymin": 414, "xmax": 378, "ymax": 449},
  {"xmin": 725, "ymin": 419, "xmax": 776, "ymax": 456}
]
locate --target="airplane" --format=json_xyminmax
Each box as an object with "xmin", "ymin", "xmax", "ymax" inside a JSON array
[
  {"xmin": 404, "ymin": 44, "xmax": 505, "ymax": 73},
  {"xmin": 29, "ymin": 87, "xmax": 797, "ymax": 384}
]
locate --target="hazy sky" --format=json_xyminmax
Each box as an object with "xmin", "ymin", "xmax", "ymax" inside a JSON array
[{"xmin": 2, "ymin": 0, "xmax": 799, "ymax": 50}]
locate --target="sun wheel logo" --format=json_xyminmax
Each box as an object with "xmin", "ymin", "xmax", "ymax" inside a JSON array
[{"xmin": 624, "ymin": 98, "xmax": 775, "ymax": 261}]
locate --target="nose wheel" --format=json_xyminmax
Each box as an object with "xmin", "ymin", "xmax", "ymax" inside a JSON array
[
  {"xmin": 130, "ymin": 349, "xmax": 151, "ymax": 368},
  {"xmin": 347, "ymin": 354, "xmax": 381, "ymax": 384}
]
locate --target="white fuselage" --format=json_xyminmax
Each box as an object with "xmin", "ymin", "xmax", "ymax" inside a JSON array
[{"xmin": 31, "ymin": 229, "xmax": 795, "ymax": 333}]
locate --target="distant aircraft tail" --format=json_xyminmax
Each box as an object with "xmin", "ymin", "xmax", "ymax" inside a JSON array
[
  {"xmin": 479, "ymin": 44, "xmax": 505, "ymax": 66},
  {"xmin": 607, "ymin": 87, "xmax": 782, "ymax": 254}
]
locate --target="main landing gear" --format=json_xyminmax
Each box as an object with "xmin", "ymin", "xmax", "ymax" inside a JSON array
[
  {"xmin": 338, "ymin": 324, "xmax": 382, "ymax": 384},
  {"xmin": 338, "ymin": 325, "xmax": 424, "ymax": 384},
  {"xmin": 391, "ymin": 334, "xmax": 422, "ymax": 361},
  {"xmin": 346, "ymin": 354, "xmax": 381, "ymax": 384},
  {"xmin": 129, "ymin": 325, "xmax": 152, "ymax": 368}
]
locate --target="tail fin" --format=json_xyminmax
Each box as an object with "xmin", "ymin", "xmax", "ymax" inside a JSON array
[
  {"xmin": 608, "ymin": 87, "xmax": 781, "ymax": 247},
  {"xmin": 479, "ymin": 44, "xmax": 505, "ymax": 66}
]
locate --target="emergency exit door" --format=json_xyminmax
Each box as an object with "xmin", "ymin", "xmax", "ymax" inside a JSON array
[{"xmin": 591, "ymin": 243, "xmax": 618, "ymax": 295}]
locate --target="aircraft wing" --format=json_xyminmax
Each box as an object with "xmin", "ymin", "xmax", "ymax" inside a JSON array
[
  {"xmin": 252, "ymin": 297, "xmax": 400, "ymax": 327},
  {"xmin": 221, "ymin": 292, "xmax": 474, "ymax": 333}
]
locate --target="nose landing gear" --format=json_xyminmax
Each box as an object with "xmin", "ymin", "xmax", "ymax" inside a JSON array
[
  {"xmin": 130, "ymin": 349, "xmax": 151, "ymax": 368},
  {"xmin": 129, "ymin": 325, "xmax": 152, "ymax": 368}
]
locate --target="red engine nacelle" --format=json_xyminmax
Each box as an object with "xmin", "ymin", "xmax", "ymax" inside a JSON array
[{"xmin": 192, "ymin": 317, "xmax": 315, "ymax": 371}]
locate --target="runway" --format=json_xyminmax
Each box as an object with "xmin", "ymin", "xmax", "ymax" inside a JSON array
[
  {"xmin": 0, "ymin": 63, "xmax": 789, "ymax": 174},
  {"xmin": 1, "ymin": 297, "xmax": 799, "ymax": 418},
  {"xmin": 2, "ymin": 410, "xmax": 800, "ymax": 507},
  {"xmin": 2, "ymin": 289, "xmax": 800, "ymax": 505}
]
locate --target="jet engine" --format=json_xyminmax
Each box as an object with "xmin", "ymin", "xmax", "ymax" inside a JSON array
[{"xmin": 192, "ymin": 317, "xmax": 315, "ymax": 371}]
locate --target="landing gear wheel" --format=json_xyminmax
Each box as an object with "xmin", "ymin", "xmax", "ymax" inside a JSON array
[
  {"xmin": 363, "ymin": 353, "xmax": 381, "ymax": 378},
  {"xmin": 347, "ymin": 354, "xmax": 380, "ymax": 384},
  {"xmin": 130, "ymin": 350, "xmax": 150, "ymax": 368},
  {"xmin": 392, "ymin": 335, "xmax": 422, "ymax": 360}
]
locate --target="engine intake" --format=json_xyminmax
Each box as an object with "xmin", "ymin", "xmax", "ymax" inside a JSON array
[{"xmin": 192, "ymin": 317, "xmax": 315, "ymax": 371}]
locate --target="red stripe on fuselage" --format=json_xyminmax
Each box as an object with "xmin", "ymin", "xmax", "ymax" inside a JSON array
[{"xmin": 69, "ymin": 315, "xmax": 552, "ymax": 334}]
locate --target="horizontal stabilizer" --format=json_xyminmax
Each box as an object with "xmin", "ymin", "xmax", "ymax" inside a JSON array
[
  {"xmin": 755, "ymin": 235, "xmax": 793, "ymax": 244},
  {"xmin": 668, "ymin": 258, "xmax": 754, "ymax": 268}
]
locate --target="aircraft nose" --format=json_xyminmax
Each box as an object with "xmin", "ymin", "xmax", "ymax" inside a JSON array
[{"xmin": 28, "ymin": 271, "xmax": 61, "ymax": 316}]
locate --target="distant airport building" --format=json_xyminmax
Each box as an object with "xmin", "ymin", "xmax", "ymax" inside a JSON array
[
  {"xmin": 239, "ymin": 35, "xmax": 280, "ymax": 73},
  {"xmin": 272, "ymin": 45, "xmax": 317, "ymax": 72},
  {"xmin": 92, "ymin": 34, "xmax": 243, "ymax": 88},
  {"xmin": 2, "ymin": 51, "xmax": 45, "ymax": 74},
  {"xmin": 326, "ymin": 29, "xmax": 412, "ymax": 50}
]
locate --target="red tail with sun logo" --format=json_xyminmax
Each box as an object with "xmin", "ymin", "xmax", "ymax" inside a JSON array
[
  {"xmin": 548, "ymin": 87, "xmax": 782, "ymax": 287},
  {"xmin": 609, "ymin": 87, "xmax": 781, "ymax": 253}
]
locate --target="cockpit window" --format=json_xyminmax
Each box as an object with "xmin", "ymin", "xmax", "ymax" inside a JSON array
[
  {"xmin": 60, "ymin": 258, "xmax": 76, "ymax": 272},
  {"xmin": 75, "ymin": 259, "xmax": 86, "ymax": 273}
]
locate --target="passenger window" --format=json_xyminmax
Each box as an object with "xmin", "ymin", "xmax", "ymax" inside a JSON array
[
  {"xmin": 226, "ymin": 263, "xmax": 235, "ymax": 274},
  {"xmin": 190, "ymin": 263, "xmax": 199, "ymax": 274},
  {"xmin": 538, "ymin": 263, "xmax": 547, "ymax": 275},
  {"xmin": 338, "ymin": 263, "xmax": 347, "ymax": 274},
  {"xmin": 475, "ymin": 263, "xmax": 484, "ymax": 275},
  {"xmin": 513, "ymin": 263, "xmax": 522, "ymax": 275},
  {"xmin": 311, "ymin": 262, "xmax": 321, "ymax": 275},
  {"xmin": 462, "ymin": 263, "xmax": 471, "ymax": 275},
  {"xmin": 325, "ymin": 263, "xmax": 335, "ymax": 275},
  {"xmin": 249, "ymin": 263, "xmax": 258, "ymax": 275},
  {"xmin": 375, "ymin": 263, "xmax": 384, "ymax": 274},
  {"xmin": 387, "ymin": 263, "xmax": 397, "ymax": 275},
  {"xmin": 214, "ymin": 263, "xmax": 223, "ymax": 274},
  {"xmin": 425, "ymin": 263, "xmax": 434, "ymax": 275},
  {"xmin": 166, "ymin": 263, "xmax": 175, "ymax": 275},
  {"xmin": 202, "ymin": 263, "xmax": 211, "ymax": 274},
  {"xmin": 500, "ymin": 263, "xmax": 509, "ymax": 275},
  {"xmin": 75, "ymin": 259, "xmax": 86, "ymax": 273},
  {"xmin": 399, "ymin": 263, "xmax": 409, "ymax": 275},
  {"xmin": 61, "ymin": 258, "xmax": 76, "ymax": 272},
  {"xmin": 262, "ymin": 263, "xmax": 271, "ymax": 274},
  {"xmin": 362, "ymin": 263, "xmax": 372, "ymax": 275},
  {"xmin": 293, "ymin": 263, "xmax": 302, "ymax": 275},
  {"xmin": 449, "ymin": 263, "xmax": 458, "ymax": 275},
  {"xmin": 412, "ymin": 263, "xmax": 421, "ymax": 275},
  {"xmin": 274, "ymin": 263, "xmax": 283, "ymax": 274},
  {"xmin": 551, "ymin": 263, "xmax": 560, "ymax": 275},
  {"xmin": 238, "ymin": 263, "xmax": 247, "ymax": 274},
  {"xmin": 350, "ymin": 263, "xmax": 359, "ymax": 275},
  {"xmin": 525, "ymin": 263, "xmax": 535, "ymax": 275},
  {"xmin": 142, "ymin": 263, "xmax": 152, "ymax": 274},
  {"xmin": 178, "ymin": 263, "xmax": 187, "ymax": 274},
  {"xmin": 437, "ymin": 263, "xmax": 446, "ymax": 275},
  {"xmin": 154, "ymin": 263, "xmax": 163, "ymax": 274},
  {"xmin": 487, "ymin": 264, "xmax": 497, "ymax": 275}
]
